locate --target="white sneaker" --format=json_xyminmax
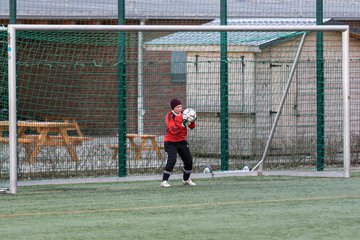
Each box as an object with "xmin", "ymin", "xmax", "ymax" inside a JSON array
[
  {"xmin": 182, "ymin": 179, "xmax": 196, "ymax": 186},
  {"xmin": 160, "ymin": 180, "xmax": 171, "ymax": 187}
]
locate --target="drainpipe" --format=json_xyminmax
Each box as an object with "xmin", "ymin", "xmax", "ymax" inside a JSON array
[{"xmin": 138, "ymin": 19, "xmax": 145, "ymax": 135}]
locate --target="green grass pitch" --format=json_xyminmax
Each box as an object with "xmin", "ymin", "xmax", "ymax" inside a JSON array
[{"xmin": 1, "ymin": 174, "xmax": 360, "ymax": 240}]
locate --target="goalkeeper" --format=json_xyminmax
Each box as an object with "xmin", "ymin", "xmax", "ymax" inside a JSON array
[{"xmin": 161, "ymin": 98, "xmax": 196, "ymax": 187}]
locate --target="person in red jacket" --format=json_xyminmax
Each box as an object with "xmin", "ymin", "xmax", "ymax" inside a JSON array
[{"xmin": 161, "ymin": 98, "xmax": 196, "ymax": 187}]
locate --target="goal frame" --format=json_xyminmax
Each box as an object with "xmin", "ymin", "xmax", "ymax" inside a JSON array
[{"xmin": 7, "ymin": 24, "xmax": 350, "ymax": 194}]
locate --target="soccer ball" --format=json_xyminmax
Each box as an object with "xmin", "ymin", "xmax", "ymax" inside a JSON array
[
  {"xmin": 242, "ymin": 166, "xmax": 250, "ymax": 172},
  {"xmin": 182, "ymin": 108, "xmax": 197, "ymax": 123},
  {"xmin": 203, "ymin": 165, "xmax": 213, "ymax": 174}
]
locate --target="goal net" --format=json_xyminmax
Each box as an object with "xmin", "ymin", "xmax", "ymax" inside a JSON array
[
  {"xmin": 1, "ymin": 22, "xmax": 351, "ymax": 193},
  {"xmin": 0, "ymin": 27, "xmax": 8, "ymax": 191}
]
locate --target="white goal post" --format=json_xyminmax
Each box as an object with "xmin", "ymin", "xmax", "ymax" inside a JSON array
[{"xmin": 6, "ymin": 24, "xmax": 350, "ymax": 194}]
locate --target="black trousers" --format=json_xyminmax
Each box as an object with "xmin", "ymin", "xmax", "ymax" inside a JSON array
[{"xmin": 164, "ymin": 140, "xmax": 193, "ymax": 173}]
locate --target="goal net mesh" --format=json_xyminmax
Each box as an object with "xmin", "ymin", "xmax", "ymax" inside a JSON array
[{"xmin": 0, "ymin": 23, "xmax": 354, "ymax": 185}]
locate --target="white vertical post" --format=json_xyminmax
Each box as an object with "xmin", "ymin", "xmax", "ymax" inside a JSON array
[
  {"xmin": 8, "ymin": 25, "xmax": 17, "ymax": 194},
  {"xmin": 137, "ymin": 20, "xmax": 145, "ymax": 135},
  {"xmin": 342, "ymin": 28, "xmax": 351, "ymax": 178}
]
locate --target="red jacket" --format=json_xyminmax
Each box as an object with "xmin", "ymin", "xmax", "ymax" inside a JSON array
[{"xmin": 164, "ymin": 111, "xmax": 195, "ymax": 143}]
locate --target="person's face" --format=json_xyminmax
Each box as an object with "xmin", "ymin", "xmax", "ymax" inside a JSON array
[{"xmin": 173, "ymin": 105, "xmax": 182, "ymax": 115}]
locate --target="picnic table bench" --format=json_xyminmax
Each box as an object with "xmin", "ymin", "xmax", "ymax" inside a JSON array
[
  {"xmin": 109, "ymin": 134, "xmax": 163, "ymax": 160},
  {"xmin": 0, "ymin": 120, "xmax": 92, "ymax": 164},
  {"xmin": 44, "ymin": 116, "xmax": 84, "ymax": 137}
]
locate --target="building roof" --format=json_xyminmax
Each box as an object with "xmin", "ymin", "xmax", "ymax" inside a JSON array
[
  {"xmin": 144, "ymin": 18, "xmax": 330, "ymax": 49},
  {"xmin": 0, "ymin": 0, "xmax": 360, "ymax": 20}
]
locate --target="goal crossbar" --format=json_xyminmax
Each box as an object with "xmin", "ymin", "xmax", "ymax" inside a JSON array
[{"xmin": 8, "ymin": 24, "xmax": 349, "ymax": 32}]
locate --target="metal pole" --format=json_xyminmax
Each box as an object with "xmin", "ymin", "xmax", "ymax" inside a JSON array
[
  {"xmin": 118, "ymin": 0, "xmax": 127, "ymax": 177},
  {"xmin": 10, "ymin": 24, "xmax": 349, "ymax": 32},
  {"xmin": 220, "ymin": 0, "xmax": 229, "ymax": 171},
  {"xmin": 342, "ymin": 28, "xmax": 351, "ymax": 178},
  {"xmin": 8, "ymin": 25, "xmax": 17, "ymax": 194},
  {"xmin": 137, "ymin": 19, "xmax": 145, "ymax": 135},
  {"xmin": 252, "ymin": 33, "xmax": 307, "ymax": 172},
  {"xmin": 9, "ymin": 0, "xmax": 16, "ymax": 24},
  {"xmin": 316, "ymin": 0, "xmax": 325, "ymax": 171}
]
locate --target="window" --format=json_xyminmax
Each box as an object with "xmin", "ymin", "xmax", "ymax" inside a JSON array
[{"xmin": 171, "ymin": 51, "xmax": 187, "ymax": 83}]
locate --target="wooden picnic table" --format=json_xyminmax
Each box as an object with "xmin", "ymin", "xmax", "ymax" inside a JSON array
[
  {"xmin": 0, "ymin": 121, "xmax": 92, "ymax": 164},
  {"xmin": 109, "ymin": 134, "xmax": 163, "ymax": 160},
  {"xmin": 44, "ymin": 116, "xmax": 84, "ymax": 137}
]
